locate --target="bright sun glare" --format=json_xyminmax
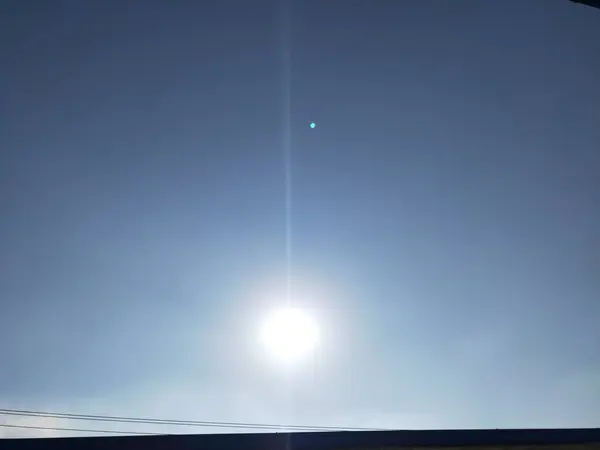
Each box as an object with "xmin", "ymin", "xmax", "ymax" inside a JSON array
[{"xmin": 260, "ymin": 308, "xmax": 319, "ymax": 363}]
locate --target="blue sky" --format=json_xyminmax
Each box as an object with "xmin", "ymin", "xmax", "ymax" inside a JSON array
[{"xmin": 1, "ymin": 0, "xmax": 599, "ymax": 438}]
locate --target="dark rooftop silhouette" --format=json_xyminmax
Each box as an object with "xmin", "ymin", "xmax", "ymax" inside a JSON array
[
  {"xmin": 2, "ymin": 428, "xmax": 600, "ymax": 450},
  {"xmin": 570, "ymin": 0, "xmax": 600, "ymax": 9}
]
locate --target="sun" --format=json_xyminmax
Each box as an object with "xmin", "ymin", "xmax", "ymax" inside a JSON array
[{"xmin": 259, "ymin": 308, "xmax": 319, "ymax": 363}]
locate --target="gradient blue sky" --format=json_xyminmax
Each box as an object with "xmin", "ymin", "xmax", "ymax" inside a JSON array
[{"xmin": 1, "ymin": 0, "xmax": 599, "ymax": 438}]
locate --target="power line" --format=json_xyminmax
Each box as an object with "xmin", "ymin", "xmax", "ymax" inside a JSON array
[
  {"xmin": 0, "ymin": 423, "xmax": 162, "ymax": 436},
  {"xmin": 0, "ymin": 408, "xmax": 384, "ymax": 432}
]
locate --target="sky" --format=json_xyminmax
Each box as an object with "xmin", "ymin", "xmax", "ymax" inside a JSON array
[{"xmin": 1, "ymin": 0, "xmax": 600, "ymax": 439}]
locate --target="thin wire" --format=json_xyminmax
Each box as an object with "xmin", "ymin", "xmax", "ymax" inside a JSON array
[
  {"xmin": 0, "ymin": 423, "xmax": 162, "ymax": 436},
  {"xmin": 0, "ymin": 409, "xmax": 384, "ymax": 432}
]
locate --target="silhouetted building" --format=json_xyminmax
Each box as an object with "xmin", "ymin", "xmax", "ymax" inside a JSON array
[
  {"xmin": 570, "ymin": 0, "xmax": 600, "ymax": 10},
  {"xmin": 1, "ymin": 428, "xmax": 600, "ymax": 450}
]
